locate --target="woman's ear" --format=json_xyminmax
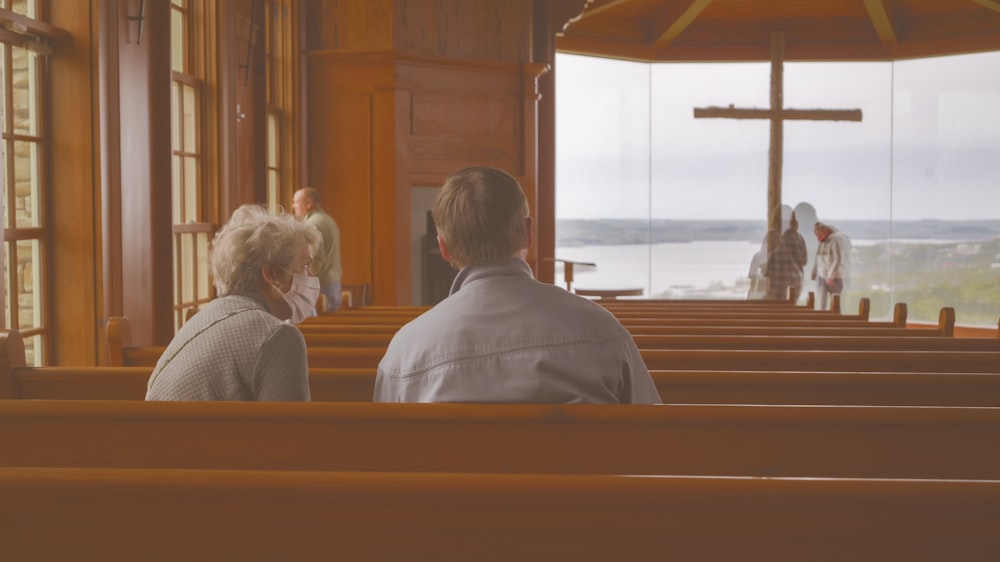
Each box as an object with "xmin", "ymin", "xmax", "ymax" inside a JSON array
[{"xmin": 261, "ymin": 265, "xmax": 281, "ymax": 290}]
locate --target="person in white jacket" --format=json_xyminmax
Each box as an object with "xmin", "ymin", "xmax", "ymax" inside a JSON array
[{"xmin": 811, "ymin": 221, "xmax": 852, "ymax": 310}]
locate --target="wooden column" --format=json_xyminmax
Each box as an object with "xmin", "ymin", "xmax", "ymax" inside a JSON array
[{"xmin": 767, "ymin": 31, "xmax": 784, "ymax": 238}]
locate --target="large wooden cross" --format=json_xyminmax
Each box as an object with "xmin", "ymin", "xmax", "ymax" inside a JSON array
[{"xmin": 694, "ymin": 31, "xmax": 862, "ymax": 236}]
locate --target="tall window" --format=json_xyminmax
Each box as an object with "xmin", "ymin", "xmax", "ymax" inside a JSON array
[
  {"xmin": 0, "ymin": 0, "xmax": 56, "ymax": 365},
  {"xmin": 264, "ymin": 0, "xmax": 297, "ymax": 213},
  {"xmin": 170, "ymin": 0, "xmax": 212, "ymax": 328}
]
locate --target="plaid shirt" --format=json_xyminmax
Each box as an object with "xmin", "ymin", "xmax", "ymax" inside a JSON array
[{"xmin": 766, "ymin": 229, "xmax": 808, "ymax": 299}]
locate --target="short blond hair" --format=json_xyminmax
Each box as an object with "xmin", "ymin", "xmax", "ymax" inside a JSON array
[
  {"xmin": 211, "ymin": 204, "xmax": 322, "ymax": 295},
  {"xmin": 433, "ymin": 167, "xmax": 529, "ymax": 269}
]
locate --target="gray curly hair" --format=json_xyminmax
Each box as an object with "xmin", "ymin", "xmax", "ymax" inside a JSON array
[{"xmin": 210, "ymin": 204, "xmax": 322, "ymax": 295}]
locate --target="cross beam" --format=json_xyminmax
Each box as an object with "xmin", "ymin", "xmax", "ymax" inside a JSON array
[{"xmin": 693, "ymin": 31, "xmax": 863, "ymax": 237}]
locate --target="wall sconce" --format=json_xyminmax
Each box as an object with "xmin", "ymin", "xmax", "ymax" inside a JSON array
[
  {"xmin": 127, "ymin": 0, "xmax": 145, "ymax": 45},
  {"xmin": 238, "ymin": 0, "xmax": 261, "ymax": 86}
]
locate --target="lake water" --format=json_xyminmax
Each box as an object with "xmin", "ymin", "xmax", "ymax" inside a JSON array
[
  {"xmin": 553, "ymin": 238, "xmax": 963, "ymax": 299},
  {"xmin": 555, "ymin": 241, "xmax": 761, "ymax": 299}
]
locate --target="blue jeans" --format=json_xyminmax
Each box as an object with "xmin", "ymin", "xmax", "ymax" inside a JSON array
[
  {"xmin": 816, "ymin": 277, "xmax": 844, "ymax": 310},
  {"xmin": 320, "ymin": 281, "xmax": 342, "ymax": 312}
]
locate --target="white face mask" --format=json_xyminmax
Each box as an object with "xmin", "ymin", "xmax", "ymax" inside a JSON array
[{"xmin": 281, "ymin": 273, "xmax": 320, "ymax": 324}]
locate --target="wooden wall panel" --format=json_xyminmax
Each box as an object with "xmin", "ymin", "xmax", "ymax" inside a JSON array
[
  {"xmin": 411, "ymin": 95, "xmax": 518, "ymax": 139},
  {"xmin": 305, "ymin": 0, "xmax": 394, "ymax": 52},
  {"xmin": 306, "ymin": 89, "xmax": 375, "ymax": 294},
  {"xmin": 399, "ymin": 59, "xmax": 525, "ymax": 179},
  {"xmin": 48, "ymin": 0, "xmax": 100, "ymax": 364},
  {"xmin": 395, "ymin": 0, "xmax": 532, "ymax": 62}
]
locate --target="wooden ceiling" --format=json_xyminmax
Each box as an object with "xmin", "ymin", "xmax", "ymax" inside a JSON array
[{"xmin": 556, "ymin": 0, "xmax": 1000, "ymax": 62}]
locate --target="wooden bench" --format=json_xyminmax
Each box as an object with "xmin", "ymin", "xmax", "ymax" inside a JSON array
[
  {"xmin": 8, "ymin": 356, "xmax": 1000, "ymax": 407},
  {"xmin": 103, "ymin": 301, "xmax": 970, "ymax": 364},
  {"xmin": 106, "ymin": 317, "xmax": 390, "ymax": 367},
  {"xmin": 640, "ymin": 348, "xmax": 1000, "ymax": 372},
  {"xmin": 3, "ymin": 467, "xmax": 997, "ymax": 561},
  {"xmin": 630, "ymin": 334, "xmax": 1000, "ymax": 351},
  {"xmin": 4, "ymin": 400, "xmax": 1000, "ymax": 479}
]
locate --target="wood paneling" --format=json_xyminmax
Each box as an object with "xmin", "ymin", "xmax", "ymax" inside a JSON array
[
  {"xmin": 395, "ymin": 0, "xmax": 532, "ymax": 62},
  {"xmin": 48, "ymin": 0, "xmax": 99, "ymax": 364},
  {"xmin": 411, "ymin": 95, "xmax": 518, "ymax": 139},
  {"xmin": 306, "ymin": 88, "xmax": 375, "ymax": 295},
  {"xmin": 305, "ymin": 0, "xmax": 393, "ymax": 52}
]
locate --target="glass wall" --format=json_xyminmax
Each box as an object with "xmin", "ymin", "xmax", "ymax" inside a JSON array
[{"xmin": 555, "ymin": 51, "xmax": 1000, "ymax": 326}]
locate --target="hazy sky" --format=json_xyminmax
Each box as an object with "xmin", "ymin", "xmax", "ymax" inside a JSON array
[{"xmin": 555, "ymin": 51, "xmax": 1000, "ymax": 222}]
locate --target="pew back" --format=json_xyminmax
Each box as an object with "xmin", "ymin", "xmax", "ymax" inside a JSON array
[
  {"xmin": 3, "ymin": 467, "xmax": 997, "ymax": 561},
  {"xmin": 3, "ymin": 400, "xmax": 1000, "ymax": 480}
]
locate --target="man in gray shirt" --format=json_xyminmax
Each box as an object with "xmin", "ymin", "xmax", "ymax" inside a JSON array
[{"xmin": 375, "ymin": 167, "xmax": 661, "ymax": 404}]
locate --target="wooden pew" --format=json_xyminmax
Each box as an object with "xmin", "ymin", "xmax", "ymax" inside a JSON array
[
  {"xmin": 104, "ymin": 300, "xmax": 913, "ymax": 366},
  {"xmin": 8, "ymin": 358, "xmax": 1000, "ymax": 407},
  {"xmin": 4, "ymin": 400, "xmax": 1000, "ymax": 480},
  {"xmin": 105, "ymin": 320, "xmax": 1000, "ymax": 372},
  {"xmin": 630, "ymin": 334, "xmax": 1000, "ymax": 351},
  {"xmin": 107, "ymin": 316, "xmax": 392, "ymax": 366},
  {"xmin": 3, "ymin": 467, "xmax": 997, "ymax": 561},
  {"xmin": 640, "ymin": 348, "xmax": 1000, "ymax": 372}
]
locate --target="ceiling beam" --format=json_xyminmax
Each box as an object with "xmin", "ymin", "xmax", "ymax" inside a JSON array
[
  {"xmin": 863, "ymin": 0, "xmax": 898, "ymax": 44},
  {"xmin": 577, "ymin": 0, "xmax": 630, "ymax": 21},
  {"xmin": 651, "ymin": 0, "xmax": 715, "ymax": 49},
  {"xmin": 970, "ymin": 0, "xmax": 1000, "ymax": 15}
]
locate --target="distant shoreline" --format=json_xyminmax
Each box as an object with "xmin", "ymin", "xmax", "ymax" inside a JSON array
[{"xmin": 557, "ymin": 218, "xmax": 1000, "ymax": 246}]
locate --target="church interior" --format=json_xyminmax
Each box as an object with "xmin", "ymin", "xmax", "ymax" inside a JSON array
[{"xmin": 1, "ymin": 1, "xmax": 1000, "ymax": 558}]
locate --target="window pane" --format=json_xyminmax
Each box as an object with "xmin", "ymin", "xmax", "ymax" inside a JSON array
[
  {"xmin": 2, "ymin": 240, "xmax": 11, "ymax": 327},
  {"xmin": 2, "ymin": 140, "xmax": 10, "ymax": 230},
  {"xmin": 172, "ymin": 154, "xmax": 182, "ymax": 220},
  {"xmin": 555, "ymin": 55, "xmax": 652, "ymax": 295},
  {"xmin": 13, "ymin": 140, "xmax": 41, "ymax": 228},
  {"xmin": 11, "ymin": 46, "xmax": 38, "ymax": 136},
  {"xmin": 23, "ymin": 334, "xmax": 42, "ymax": 367},
  {"xmin": 267, "ymin": 112, "xmax": 278, "ymax": 166},
  {"xmin": 181, "ymin": 233, "xmax": 194, "ymax": 303},
  {"xmin": 183, "ymin": 155, "xmax": 198, "ymax": 222},
  {"xmin": 11, "ymin": 0, "xmax": 37, "ymax": 18},
  {"xmin": 171, "ymin": 9, "xmax": 186, "ymax": 73},
  {"xmin": 197, "ymin": 231, "xmax": 210, "ymax": 299},
  {"xmin": 15, "ymin": 239, "xmax": 42, "ymax": 331},
  {"xmin": 171, "ymin": 81, "xmax": 180, "ymax": 150},
  {"xmin": 651, "ymin": 62, "xmax": 771, "ymax": 300},
  {"xmin": 0, "ymin": 43, "xmax": 7, "ymax": 132},
  {"xmin": 182, "ymin": 84, "xmax": 197, "ymax": 153},
  {"xmin": 267, "ymin": 170, "xmax": 278, "ymax": 214},
  {"xmin": 891, "ymin": 52, "xmax": 1000, "ymax": 326}
]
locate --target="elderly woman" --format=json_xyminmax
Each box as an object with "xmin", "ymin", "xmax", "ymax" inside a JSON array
[{"xmin": 146, "ymin": 204, "xmax": 322, "ymax": 401}]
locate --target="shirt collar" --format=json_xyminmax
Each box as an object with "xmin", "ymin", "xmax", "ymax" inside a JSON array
[{"xmin": 449, "ymin": 258, "xmax": 534, "ymax": 295}]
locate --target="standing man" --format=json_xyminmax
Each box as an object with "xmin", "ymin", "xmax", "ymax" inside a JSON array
[
  {"xmin": 374, "ymin": 166, "xmax": 661, "ymax": 404},
  {"xmin": 811, "ymin": 221, "xmax": 851, "ymax": 310},
  {"xmin": 292, "ymin": 187, "xmax": 343, "ymax": 312}
]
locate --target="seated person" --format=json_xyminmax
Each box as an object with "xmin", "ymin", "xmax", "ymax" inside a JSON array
[
  {"xmin": 374, "ymin": 166, "xmax": 661, "ymax": 404},
  {"xmin": 146, "ymin": 204, "xmax": 321, "ymax": 401}
]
